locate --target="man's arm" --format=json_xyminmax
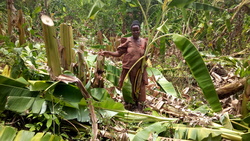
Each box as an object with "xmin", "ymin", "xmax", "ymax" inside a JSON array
[
  {"xmin": 99, "ymin": 51, "xmax": 123, "ymax": 57},
  {"xmin": 99, "ymin": 37, "xmax": 128, "ymax": 57}
]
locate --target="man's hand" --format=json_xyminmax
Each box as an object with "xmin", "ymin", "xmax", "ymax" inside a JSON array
[{"xmin": 99, "ymin": 51, "xmax": 109, "ymax": 57}]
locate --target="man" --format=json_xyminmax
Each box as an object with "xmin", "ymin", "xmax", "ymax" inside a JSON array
[{"xmin": 100, "ymin": 20, "xmax": 148, "ymax": 110}]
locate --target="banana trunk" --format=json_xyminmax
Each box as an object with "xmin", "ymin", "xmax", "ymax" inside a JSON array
[
  {"xmin": 59, "ymin": 23, "xmax": 75, "ymax": 71},
  {"xmin": 41, "ymin": 15, "xmax": 61, "ymax": 78}
]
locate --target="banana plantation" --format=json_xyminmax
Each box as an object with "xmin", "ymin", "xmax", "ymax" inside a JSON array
[{"xmin": 1, "ymin": 0, "xmax": 250, "ymax": 140}]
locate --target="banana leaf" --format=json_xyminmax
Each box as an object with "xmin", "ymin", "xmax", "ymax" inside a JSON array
[
  {"xmin": 172, "ymin": 34, "xmax": 222, "ymax": 112},
  {"xmin": 5, "ymin": 96, "xmax": 35, "ymax": 113},
  {"xmin": 0, "ymin": 126, "xmax": 17, "ymax": 141},
  {"xmin": 0, "ymin": 75, "xmax": 27, "ymax": 87},
  {"xmin": 130, "ymin": 121, "xmax": 243, "ymax": 141},
  {"xmin": 173, "ymin": 125, "xmax": 222, "ymax": 141},
  {"xmin": 32, "ymin": 98, "xmax": 46, "ymax": 114},
  {"xmin": 40, "ymin": 132, "xmax": 63, "ymax": 141},
  {"xmin": 191, "ymin": 2, "xmax": 222, "ymax": 11},
  {"xmin": 0, "ymin": 125, "xmax": 65, "ymax": 141},
  {"xmin": 61, "ymin": 105, "xmax": 90, "ymax": 122},
  {"xmin": 174, "ymin": 122, "xmax": 247, "ymax": 141},
  {"xmin": 131, "ymin": 122, "xmax": 169, "ymax": 141},
  {"xmin": 122, "ymin": 79, "xmax": 134, "ymax": 103},
  {"xmin": 90, "ymin": 88, "xmax": 110, "ymax": 101},
  {"xmin": 53, "ymin": 83, "xmax": 83, "ymax": 103},
  {"xmin": 14, "ymin": 130, "xmax": 35, "ymax": 141},
  {"xmin": 31, "ymin": 133, "xmax": 44, "ymax": 141},
  {"xmin": 93, "ymin": 98, "xmax": 125, "ymax": 111},
  {"xmin": 168, "ymin": 0, "xmax": 195, "ymax": 8},
  {"xmin": 29, "ymin": 80, "xmax": 53, "ymax": 91},
  {"xmin": 105, "ymin": 64, "xmax": 121, "ymax": 87},
  {"xmin": 147, "ymin": 67, "xmax": 177, "ymax": 97},
  {"xmin": 87, "ymin": 0, "xmax": 105, "ymax": 19},
  {"xmin": 0, "ymin": 84, "xmax": 38, "ymax": 112}
]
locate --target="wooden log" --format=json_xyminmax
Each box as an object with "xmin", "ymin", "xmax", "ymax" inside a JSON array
[{"xmin": 216, "ymin": 78, "xmax": 245, "ymax": 99}]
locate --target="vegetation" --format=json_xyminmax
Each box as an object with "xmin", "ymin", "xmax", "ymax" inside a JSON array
[{"xmin": 0, "ymin": 0, "xmax": 250, "ymax": 140}]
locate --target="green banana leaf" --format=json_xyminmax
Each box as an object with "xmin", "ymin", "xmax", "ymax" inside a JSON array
[
  {"xmin": 105, "ymin": 64, "xmax": 121, "ymax": 87},
  {"xmin": 147, "ymin": 67, "xmax": 177, "ymax": 97},
  {"xmin": 0, "ymin": 126, "xmax": 65, "ymax": 141},
  {"xmin": 173, "ymin": 125, "xmax": 222, "ymax": 141},
  {"xmin": 0, "ymin": 84, "xmax": 38, "ymax": 112},
  {"xmin": 0, "ymin": 126, "xmax": 17, "ymax": 141},
  {"xmin": 168, "ymin": 0, "xmax": 222, "ymax": 12},
  {"xmin": 30, "ymin": 132, "xmax": 44, "ymax": 141},
  {"xmin": 30, "ymin": 81, "xmax": 82, "ymax": 109},
  {"xmin": 4, "ymin": 95, "xmax": 45, "ymax": 114},
  {"xmin": 168, "ymin": 0, "xmax": 195, "ymax": 8},
  {"xmin": 61, "ymin": 105, "xmax": 90, "ymax": 122},
  {"xmin": 191, "ymin": 2, "xmax": 222, "ymax": 11},
  {"xmin": 61, "ymin": 97, "xmax": 125, "ymax": 122},
  {"xmin": 39, "ymin": 132, "xmax": 63, "ymax": 141},
  {"xmin": 130, "ymin": 121, "xmax": 243, "ymax": 141},
  {"xmin": 5, "ymin": 96, "xmax": 35, "ymax": 113},
  {"xmin": 87, "ymin": 0, "xmax": 105, "ymax": 19},
  {"xmin": 93, "ymin": 98, "xmax": 125, "ymax": 111},
  {"xmin": 53, "ymin": 83, "xmax": 83, "ymax": 103},
  {"xmin": 131, "ymin": 122, "xmax": 169, "ymax": 141},
  {"xmin": 173, "ymin": 123, "xmax": 244, "ymax": 141},
  {"xmin": 122, "ymin": 79, "xmax": 134, "ymax": 103},
  {"xmin": 29, "ymin": 80, "xmax": 53, "ymax": 91},
  {"xmin": 122, "ymin": 67, "xmax": 177, "ymax": 102},
  {"xmin": 32, "ymin": 98, "xmax": 46, "ymax": 114},
  {"xmin": 14, "ymin": 130, "xmax": 35, "ymax": 141},
  {"xmin": 0, "ymin": 75, "xmax": 27, "ymax": 87},
  {"xmin": 172, "ymin": 34, "xmax": 222, "ymax": 112},
  {"xmin": 90, "ymin": 88, "xmax": 110, "ymax": 101}
]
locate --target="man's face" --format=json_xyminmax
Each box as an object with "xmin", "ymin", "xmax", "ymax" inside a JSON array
[{"xmin": 131, "ymin": 25, "xmax": 140, "ymax": 39}]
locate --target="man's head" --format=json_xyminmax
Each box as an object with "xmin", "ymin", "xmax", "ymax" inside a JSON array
[{"xmin": 131, "ymin": 20, "xmax": 140, "ymax": 39}]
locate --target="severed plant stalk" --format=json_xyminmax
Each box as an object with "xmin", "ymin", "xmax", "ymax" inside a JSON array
[
  {"xmin": 77, "ymin": 45, "xmax": 89, "ymax": 84},
  {"xmin": 16, "ymin": 10, "xmax": 26, "ymax": 46},
  {"xmin": 7, "ymin": 0, "xmax": 14, "ymax": 36},
  {"xmin": 92, "ymin": 55, "xmax": 105, "ymax": 88},
  {"xmin": 59, "ymin": 23, "xmax": 75, "ymax": 71},
  {"xmin": 241, "ymin": 76, "xmax": 250, "ymax": 117},
  {"xmin": 41, "ymin": 15, "xmax": 61, "ymax": 79}
]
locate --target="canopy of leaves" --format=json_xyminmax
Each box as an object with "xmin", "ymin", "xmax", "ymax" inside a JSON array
[{"xmin": 0, "ymin": 0, "xmax": 250, "ymax": 140}]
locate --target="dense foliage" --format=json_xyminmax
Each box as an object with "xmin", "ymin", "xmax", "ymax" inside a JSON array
[{"xmin": 0, "ymin": 0, "xmax": 250, "ymax": 140}]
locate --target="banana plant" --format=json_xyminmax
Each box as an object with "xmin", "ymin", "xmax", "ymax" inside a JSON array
[
  {"xmin": 172, "ymin": 34, "xmax": 222, "ymax": 112},
  {"xmin": 128, "ymin": 0, "xmax": 222, "ymax": 112},
  {"xmin": 0, "ymin": 75, "xmax": 177, "ymax": 139}
]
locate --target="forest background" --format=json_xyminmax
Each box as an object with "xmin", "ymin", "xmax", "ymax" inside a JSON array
[{"xmin": 0, "ymin": 0, "xmax": 250, "ymax": 140}]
